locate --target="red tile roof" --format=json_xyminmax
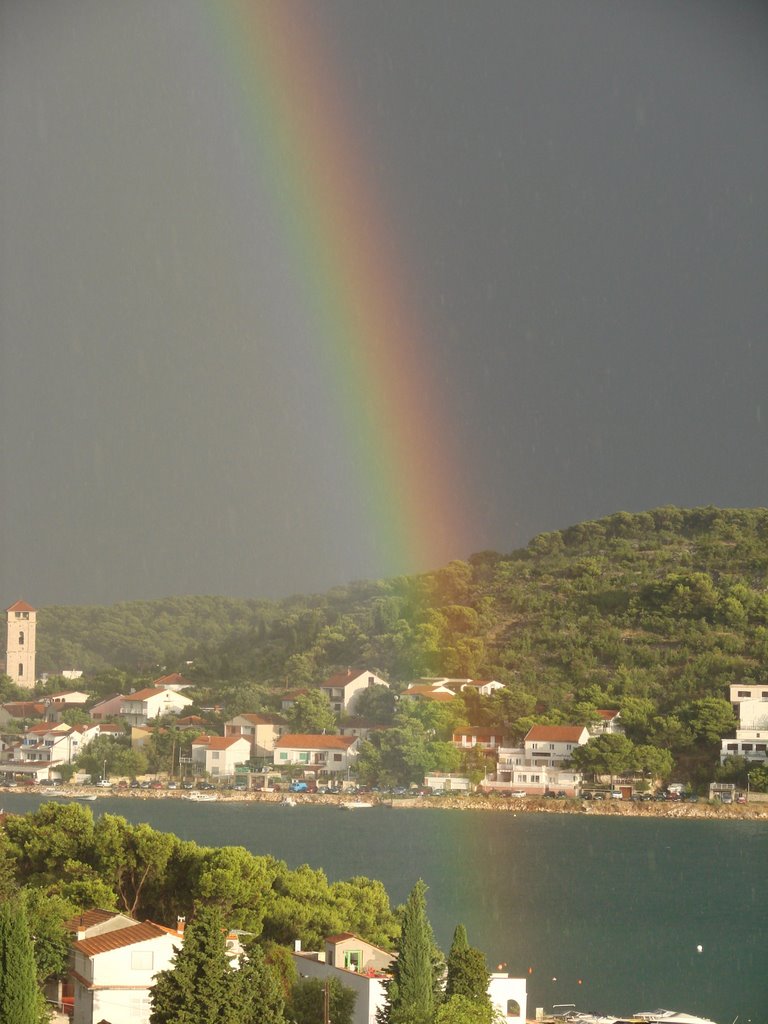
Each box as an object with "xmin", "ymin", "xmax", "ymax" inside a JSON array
[
  {"xmin": 6, "ymin": 600, "xmax": 35, "ymax": 612},
  {"xmin": 123, "ymin": 687, "xmax": 167, "ymax": 702},
  {"xmin": 153, "ymin": 673, "xmax": 193, "ymax": 687},
  {"xmin": 453, "ymin": 728, "xmax": 504, "ymax": 738},
  {"xmin": 235, "ymin": 713, "xmax": 285, "ymax": 726},
  {"xmin": 597, "ymin": 709, "xmax": 620, "ymax": 720},
  {"xmin": 192, "ymin": 735, "xmax": 247, "ymax": 751},
  {"xmin": 275, "ymin": 733, "xmax": 357, "ymax": 751},
  {"xmin": 64, "ymin": 909, "xmax": 124, "ymax": 933},
  {"xmin": 2, "ymin": 702, "xmax": 45, "ymax": 718},
  {"xmin": 73, "ymin": 921, "xmax": 169, "ymax": 956},
  {"xmin": 524, "ymin": 725, "xmax": 588, "ymax": 743}
]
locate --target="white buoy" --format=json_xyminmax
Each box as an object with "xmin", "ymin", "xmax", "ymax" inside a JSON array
[{"xmin": 696, "ymin": 944, "xmax": 703, "ymax": 953}]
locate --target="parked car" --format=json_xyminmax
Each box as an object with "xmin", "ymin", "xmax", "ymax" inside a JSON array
[
  {"xmin": 129, "ymin": 779, "xmax": 141, "ymax": 789},
  {"xmin": 166, "ymin": 782, "xmax": 178, "ymax": 790},
  {"xmin": 149, "ymin": 780, "xmax": 164, "ymax": 790}
]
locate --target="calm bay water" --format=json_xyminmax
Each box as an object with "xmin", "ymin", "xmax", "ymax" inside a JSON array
[{"xmin": 4, "ymin": 793, "xmax": 766, "ymax": 1021}]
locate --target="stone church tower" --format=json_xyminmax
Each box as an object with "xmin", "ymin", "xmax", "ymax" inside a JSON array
[{"xmin": 5, "ymin": 600, "xmax": 37, "ymax": 689}]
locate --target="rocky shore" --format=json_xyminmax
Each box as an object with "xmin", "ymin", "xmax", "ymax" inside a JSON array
[{"xmin": 8, "ymin": 784, "xmax": 767, "ymax": 819}]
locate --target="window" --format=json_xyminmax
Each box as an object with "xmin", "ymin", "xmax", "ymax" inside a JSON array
[
  {"xmin": 726, "ymin": 743, "xmax": 738, "ymax": 751},
  {"xmin": 755, "ymin": 744, "xmax": 766, "ymax": 752},
  {"xmin": 344, "ymin": 949, "xmax": 362, "ymax": 971},
  {"xmin": 741, "ymin": 744, "xmax": 753, "ymax": 752},
  {"xmin": 549, "ymin": 743, "xmax": 555, "ymax": 750},
  {"xmin": 368, "ymin": 676, "xmax": 375, "ymax": 686},
  {"xmin": 18, "ymin": 631, "xmax": 24, "ymax": 645},
  {"xmin": 738, "ymin": 690, "xmax": 751, "ymax": 697},
  {"xmin": 279, "ymin": 752, "xmax": 288, "ymax": 761},
  {"xmin": 14, "ymin": 611, "xmax": 21, "ymax": 618},
  {"xmin": 762, "ymin": 692, "xmax": 768, "ymax": 699},
  {"xmin": 18, "ymin": 663, "xmax": 23, "ymax": 677},
  {"xmin": 131, "ymin": 950, "xmax": 154, "ymax": 971},
  {"xmin": 211, "ymin": 751, "xmax": 219, "ymax": 760},
  {"xmin": 507, "ymin": 999, "xmax": 521, "ymax": 1017},
  {"xmin": 531, "ymin": 775, "xmax": 540, "ymax": 782},
  {"xmin": 299, "ymin": 752, "xmax": 309, "ymax": 762},
  {"xmin": 333, "ymin": 753, "xmax": 342, "ymax": 762}
]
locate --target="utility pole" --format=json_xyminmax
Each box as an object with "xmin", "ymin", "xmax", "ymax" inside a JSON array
[{"xmin": 323, "ymin": 978, "xmax": 330, "ymax": 1024}]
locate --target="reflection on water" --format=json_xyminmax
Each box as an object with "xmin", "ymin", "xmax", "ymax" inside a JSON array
[{"xmin": 3, "ymin": 794, "xmax": 766, "ymax": 1020}]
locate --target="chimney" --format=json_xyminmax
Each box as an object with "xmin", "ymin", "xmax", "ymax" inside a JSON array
[
  {"xmin": 177, "ymin": 916, "xmax": 185, "ymax": 936},
  {"xmin": 76, "ymin": 915, "xmax": 86, "ymax": 941}
]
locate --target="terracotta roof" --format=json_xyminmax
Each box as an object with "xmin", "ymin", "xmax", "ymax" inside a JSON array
[
  {"xmin": 325, "ymin": 932, "xmax": 357, "ymax": 943},
  {"xmin": 7, "ymin": 600, "xmax": 35, "ymax": 612},
  {"xmin": 153, "ymin": 673, "xmax": 193, "ymax": 687},
  {"xmin": 126, "ymin": 688, "xmax": 191, "ymax": 704},
  {"xmin": 597, "ymin": 709, "xmax": 620, "ymax": 720},
  {"xmin": 73, "ymin": 921, "xmax": 169, "ymax": 956},
  {"xmin": 177, "ymin": 715, "xmax": 206, "ymax": 724},
  {"xmin": 321, "ymin": 670, "xmax": 363, "ymax": 688},
  {"xmin": 64, "ymin": 909, "xmax": 124, "ymax": 933},
  {"xmin": 280, "ymin": 688, "xmax": 310, "ymax": 701},
  {"xmin": 192, "ymin": 735, "xmax": 247, "ymax": 751},
  {"xmin": 2, "ymin": 702, "xmax": 45, "ymax": 718},
  {"xmin": 525, "ymin": 725, "xmax": 588, "ymax": 743},
  {"xmin": 275, "ymin": 733, "xmax": 357, "ymax": 751}
]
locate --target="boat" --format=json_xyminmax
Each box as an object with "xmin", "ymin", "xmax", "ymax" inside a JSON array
[
  {"xmin": 280, "ymin": 796, "xmax": 297, "ymax": 807},
  {"xmin": 183, "ymin": 792, "xmax": 218, "ymax": 802},
  {"xmin": 341, "ymin": 801, "xmax": 373, "ymax": 809},
  {"xmin": 77, "ymin": 794, "xmax": 98, "ymax": 802},
  {"xmin": 548, "ymin": 1011, "xmax": 719, "ymax": 1024}
]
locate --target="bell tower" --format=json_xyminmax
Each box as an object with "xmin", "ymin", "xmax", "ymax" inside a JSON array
[{"xmin": 5, "ymin": 600, "xmax": 37, "ymax": 689}]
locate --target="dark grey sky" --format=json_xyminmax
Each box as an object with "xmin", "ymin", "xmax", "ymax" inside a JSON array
[{"xmin": 2, "ymin": 0, "xmax": 767, "ymax": 607}]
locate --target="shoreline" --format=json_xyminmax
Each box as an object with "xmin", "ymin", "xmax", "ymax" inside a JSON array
[{"xmin": 4, "ymin": 785, "xmax": 767, "ymax": 820}]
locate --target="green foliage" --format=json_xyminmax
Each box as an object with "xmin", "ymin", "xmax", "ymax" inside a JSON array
[
  {"xmin": 289, "ymin": 976, "xmax": 356, "ymax": 1024},
  {"xmin": 435, "ymin": 995, "xmax": 501, "ymax": 1024},
  {"xmin": 33, "ymin": 507, "xmax": 768, "ymax": 782},
  {"xmin": 21, "ymin": 888, "xmax": 76, "ymax": 983},
  {"xmin": 0, "ymin": 896, "xmax": 42, "ymax": 1024},
  {"xmin": 445, "ymin": 928, "xmax": 490, "ymax": 1002},
  {"xmin": 288, "ymin": 690, "xmax": 337, "ymax": 734},
  {"xmin": 382, "ymin": 880, "xmax": 441, "ymax": 1024}
]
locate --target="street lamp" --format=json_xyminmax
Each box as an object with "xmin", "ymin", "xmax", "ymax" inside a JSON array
[{"xmin": 103, "ymin": 759, "xmax": 107, "ymax": 783}]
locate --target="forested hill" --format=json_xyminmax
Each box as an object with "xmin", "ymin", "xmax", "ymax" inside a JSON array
[{"xmin": 38, "ymin": 506, "xmax": 768, "ymax": 713}]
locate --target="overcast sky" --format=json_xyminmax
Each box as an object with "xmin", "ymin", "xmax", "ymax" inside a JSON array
[{"xmin": 1, "ymin": 0, "xmax": 767, "ymax": 608}]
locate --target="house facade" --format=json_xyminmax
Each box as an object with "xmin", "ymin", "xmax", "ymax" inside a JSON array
[
  {"xmin": 70, "ymin": 921, "xmax": 178, "ymax": 1024},
  {"xmin": 119, "ymin": 688, "xmax": 193, "ymax": 727},
  {"xmin": 452, "ymin": 727, "xmax": 506, "ymax": 752},
  {"xmin": 191, "ymin": 735, "xmax": 252, "ymax": 778},
  {"xmin": 319, "ymin": 670, "xmax": 390, "ymax": 714},
  {"xmin": 292, "ymin": 933, "xmax": 526, "ymax": 1024},
  {"xmin": 721, "ymin": 684, "xmax": 768, "ymax": 765},
  {"xmin": 224, "ymin": 713, "xmax": 288, "ymax": 757},
  {"xmin": 588, "ymin": 709, "xmax": 624, "ymax": 736},
  {"xmin": 273, "ymin": 733, "xmax": 359, "ymax": 775}
]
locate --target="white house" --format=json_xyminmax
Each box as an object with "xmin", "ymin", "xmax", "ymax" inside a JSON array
[
  {"xmin": 523, "ymin": 724, "xmax": 590, "ymax": 763},
  {"xmin": 4, "ymin": 722, "xmax": 100, "ymax": 776},
  {"xmin": 44, "ymin": 690, "xmax": 90, "ymax": 706},
  {"xmin": 481, "ymin": 725, "xmax": 589, "ymax": 797},
  {"xmin": 458, "ymin": 679, "xmax": 505, "ymax": 697},
  {"xmin": 452, "ymin": 727, "xmax": 506, "ymax": 752},
  {"xmin": 224, "ymin": 713, "xmax": 288, "ymax": 757},
  {"xmin": 729, "ymin": 682, "xmax": 768, "ymax": 705},
  {"xmin": 588, "ymin": 709, "xmax": 624, "ymax": 736},
  {"xmin": 70, "ymin": 920, "xmax": 179, "ymax": 1024},
  {"xmin": 191, "ymin": 734, "xmax": 252, "ymax": 779},
  {"xmin": 720, "ymin": 685, "xmax": 768, "ymax": 765},
  {"xmin": 319, "ymin": 669, "xmax": 390, "ymax": 714},
  {"xmin": 292, "ymin": 933, "xmax": 526, "ymax": 1024},
  {"xmin": 273, "ymin": 733, "xmax": 359, "ymax": 776},
  {"xmin": 119, "ymin": 687, "xmax": 193, "ymax": 727}
]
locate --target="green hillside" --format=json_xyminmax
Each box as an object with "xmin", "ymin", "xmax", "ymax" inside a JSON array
[{"xmin": 38, "ymin": 506, "xmax": 768, "ymax": 711}]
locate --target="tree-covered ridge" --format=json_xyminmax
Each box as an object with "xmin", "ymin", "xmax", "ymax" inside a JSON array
[{"xmin": 38, "ymin": 508, "xmax": 768, "ymax": 715}]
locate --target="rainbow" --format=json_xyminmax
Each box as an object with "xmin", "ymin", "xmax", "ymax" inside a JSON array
[{"xmin": 204, "ymin": 1, "xmax": 468, "ymax": 576}]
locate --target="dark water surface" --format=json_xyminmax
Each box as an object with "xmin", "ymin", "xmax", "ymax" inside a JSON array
[{"xmin": 4, "ymin": 794, "xmax": 766, "ymax": 1021}]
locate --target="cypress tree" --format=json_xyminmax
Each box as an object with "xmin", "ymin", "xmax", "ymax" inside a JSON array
[
  {"xmin": 150, "ymin": 906, "xmax": 234, "ymax": 1024},
  {"xmin": 0, "ymin": 896, "xmax": 40, "ymax": 1024},
  {"xmin": 383, "ymin": 879, "xmax": 438, "ymax": 1024},
  {"xmin": 445, "ymin": 924, "xmax": 490, "ymax": 1003}
]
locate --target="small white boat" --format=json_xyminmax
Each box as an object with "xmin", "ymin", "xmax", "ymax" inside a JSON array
[
  {"xmin": 77, "ymin": 794, "xmax": 98, "ymax": 802},
  {"xmin": 183, "ymin": 792, "xmax": 218, "ymax": 802},
  {"xmin": 341, "ymin": 801, "xmax": 373, "ymax": 809}
]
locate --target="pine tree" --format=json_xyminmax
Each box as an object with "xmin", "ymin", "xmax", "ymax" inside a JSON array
[
  {"xmin": 381, "ymin": 879, "xmax": 440, "ymax": 1024},
  {"xmin": 0, "ymin": 896, "xmax": 40, "ymax": 1024},
  {"xmin": 150, "ymin": 907, "xmax": 235, "ymax": 1024},
  {"xmin": 445, "ymin": 923, "xmax": 491, "ymax": 1004},
  {"xmin": 149, "ymin": 907, "xmax": 287, "ymax": 1024}
]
